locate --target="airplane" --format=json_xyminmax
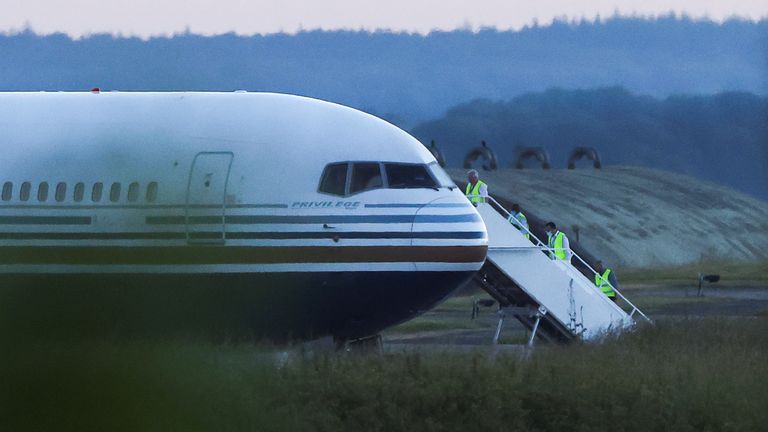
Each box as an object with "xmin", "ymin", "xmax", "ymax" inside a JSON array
[{"xmin": 0, "ymin": 91, "xmax": 488, "ymax": 343}]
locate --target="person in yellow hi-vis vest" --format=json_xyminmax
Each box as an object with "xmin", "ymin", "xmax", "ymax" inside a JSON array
[
  {"xmin": 507, "ymin": 203, "xmax": 530, "ymax": 240},
  {"xmin": 545, "ymin": 221, "xmax": 572, "ymax": 263},
  {"xmin": 464, "ymin": 169, "xmax": 488, "ymax": 206},
  {"xmin": 594, "ymin": 260, "xmax": 618, "ymax": 302}
]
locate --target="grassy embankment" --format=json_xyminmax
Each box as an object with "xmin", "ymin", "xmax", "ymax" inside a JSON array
[
  {"xmin": 620, "ymin": 260, "xmax": 768, "ymax": 287},
  {"xmin": 3, "ymin": 317, "xmax": 767, "ymax": 432}
]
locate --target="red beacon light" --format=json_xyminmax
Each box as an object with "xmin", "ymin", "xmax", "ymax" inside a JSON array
[{"xmin": 90, "ymin": 87, "xmax": 100, "ymax": 93}]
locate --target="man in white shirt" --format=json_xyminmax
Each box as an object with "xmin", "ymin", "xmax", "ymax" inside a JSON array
[
  {"xmin": 465, "ymin": 169, "xmax": 488, "ymax": 206},
  {"xmin": 545, "ymin": 221, "xmax": 572, "ymax": 263}
]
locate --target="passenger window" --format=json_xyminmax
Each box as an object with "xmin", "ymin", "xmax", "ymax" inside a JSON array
[
  {"xmin": 350, "ymin": 163, "xmax": 383, "ymax": 194},
  {"xmin": 127, "ymin": 182, "xmax": 139, "ymax": 202},
  {"xmin": 55, "ymin": 182, "xmax": 67, "ymax": 202},
  {"xmin": 92, "ymin": 182, "xmax": 103, "ymax": 202},
  {"xmin": 146, "ymin": 182, "xmax": 158, "ymax": 202},
  {"xmin": 37, "ymin": 182, "xmax": 49, "ymax": 202},
  {"xmin": 2, "ymin": 182, "xmax": 12, "ymax": 201},
  {"xmin": 385, "ymin": 164, "xmax": 437, "ymax": 189},
  {"xmin": 20, "ymin": 182, "xmax": 31, "ymax": 201},
  {"xmin": 110, "ymin": 183, "xmax": 121, "ymax": 202},
  {"xmin": 74, "ymin": 183, "xmax": 85, "ymax": 202},
  {"xmin": 319, "ymin": 163, "xmax": 349, "ymax": 196}
]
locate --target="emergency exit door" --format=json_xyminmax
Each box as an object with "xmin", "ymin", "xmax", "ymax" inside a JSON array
[{"xmin": 185, "ymin": 152, "xmax": 234, "ymax": 244}]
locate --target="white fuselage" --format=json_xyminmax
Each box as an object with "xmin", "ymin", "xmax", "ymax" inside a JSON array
[{"xmin": 0, "ymin": 92, "xmax": 487, "ymax": 341}]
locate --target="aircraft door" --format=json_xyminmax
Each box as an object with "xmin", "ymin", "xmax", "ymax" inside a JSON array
[{"xmin": 185, "ymin": 152, "xmax": 234, "ymax": 244}]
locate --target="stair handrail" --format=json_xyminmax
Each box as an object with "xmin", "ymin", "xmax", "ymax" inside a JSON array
[{"xmin": 476, "ymin": 195, "xmax": 652, "ymax": 324}]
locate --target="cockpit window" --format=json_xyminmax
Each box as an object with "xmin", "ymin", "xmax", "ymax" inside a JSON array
[
  {"xmin": 384, "ymin": 163, "xmax": 438, "ymax": 189},
  {"xmin": 350, "ymin": 163, "xmax": 383, "ymax": 194},
  {"xmin": 319, "ymin": 163, "xmax": 349, "ymax": 196},
  {"xmin": 427, "ymin": 162, "xmax": 456, "ymax": 188},
  {"xmin": 320, "ymin": 161, "xmax": 442, "ymax": 196}
]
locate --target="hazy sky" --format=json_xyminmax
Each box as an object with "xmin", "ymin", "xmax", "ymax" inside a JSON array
[{"xmin": 1, "ymin": 0, "xmax": 766, "ymax": 37}]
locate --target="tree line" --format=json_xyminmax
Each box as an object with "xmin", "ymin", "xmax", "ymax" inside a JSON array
[{"xmin": 412, "ymin": 87, "xmax": 768, "ymax": 199}]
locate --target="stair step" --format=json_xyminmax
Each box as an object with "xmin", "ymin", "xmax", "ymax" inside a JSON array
[{"xmin": 473, "ymin": 200, "xmax": 639, "ymax": 343}]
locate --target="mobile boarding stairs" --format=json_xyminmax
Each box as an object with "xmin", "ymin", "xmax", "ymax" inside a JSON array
[{"xmin": 473, "ymin": 197, "xmax": 651, "ymax": 345}]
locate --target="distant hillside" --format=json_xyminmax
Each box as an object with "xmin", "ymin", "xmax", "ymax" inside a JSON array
[
  {"xmin": 0, "ymin": 16, "xmax": 765, "ymax": 123},
  {"xmin": 414, "ymin": 88, "xmax": 768, "ymax": 199}
]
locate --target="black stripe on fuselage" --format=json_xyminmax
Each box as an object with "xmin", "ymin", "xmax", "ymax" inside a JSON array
[
  {"xmin": 0, "ymin": 203, "xmax": 288, "ymax": 210},
  {"xmin": 0, "ymin": 216, "xmax": 91, "ymax": 225},
  {"xmin": 364, "ymin": 203, "xmax": 469, "ymax": 208},
  {"xmin": 146, "ymin": 214, "xmax": 481, "ymax": 225},
  {"xmin": 0, "ymin": 231, "xmax": 487, "ymax": 241}
]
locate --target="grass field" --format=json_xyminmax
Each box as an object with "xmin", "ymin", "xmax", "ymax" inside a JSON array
[
  {"xmin": 627, "ymin": 294, "xmax": 720, "ymax": 310},
  {"xmin": 432, "ymin": 295, "xmax": 485, "ymax": 312},
  {"xmin": 2, "ymin": 262, "xmax": 765, "ymax": 431},
  {"xmin": 2, "ymin": 317, "xmax": 767, "ymax": 432},
  {"xmin": 620, "ymin": 260, "xmax": 768, "ymax": 286},
  {"xmin": 384, "ymin": 316, "xmax": 487, "ymax": 334}
]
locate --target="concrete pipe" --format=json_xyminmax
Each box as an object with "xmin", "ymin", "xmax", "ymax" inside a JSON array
[
  {"xmin": 463, "ymin": 141, "xmax": 498, "ymax": 171},
  {"xmin": 567, "ymin": 147, "xmax": 602, "ymax": 169},
  {"xmin": 514, "ymin": 147, "xmax": 551, "ymax": 170}
]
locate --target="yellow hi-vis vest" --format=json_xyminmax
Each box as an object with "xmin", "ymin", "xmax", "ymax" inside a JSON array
[
  {"xmin": 595, "ymin": 268, "xmax": 616, "ymax": 298},
  {"xmin": 548, "ymin": 231, "xmax": 567, "ymax": 260},
  {"xmin": 465, "ymin": 180, "xmax": 486, "ymax": 204},
  {"xmin": 509, "ymin": 212, "xmax": 530, "ymax": 240}
]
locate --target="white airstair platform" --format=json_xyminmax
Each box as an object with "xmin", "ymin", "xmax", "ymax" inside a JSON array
[{"xmin": 474, "ymin": 199, "xmax": 649, "ymax": 343}]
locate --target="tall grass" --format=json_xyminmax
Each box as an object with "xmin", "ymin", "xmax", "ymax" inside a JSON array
[{"xmin": 2, "ymin": 318, "xmax": 767, "ymax": 431}]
